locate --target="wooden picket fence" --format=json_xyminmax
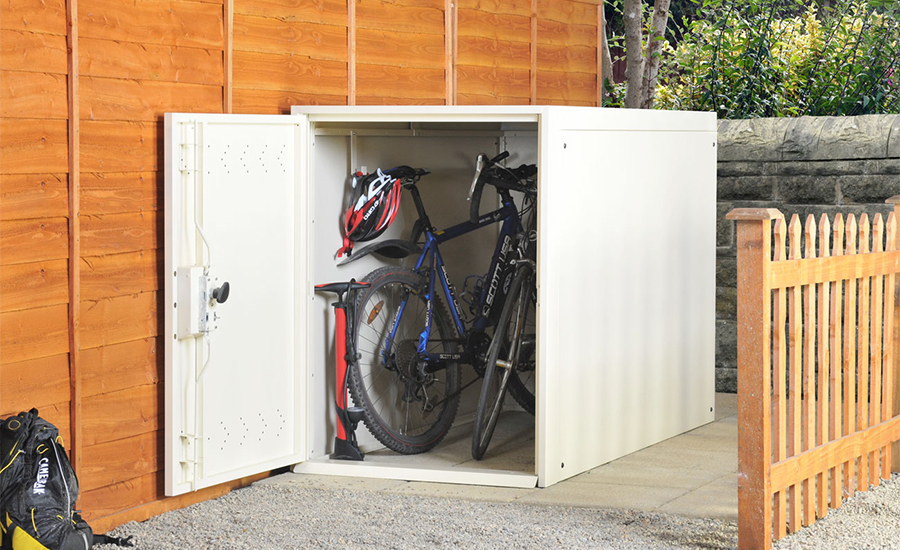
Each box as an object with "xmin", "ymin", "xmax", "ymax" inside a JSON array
[{"xmin": 728, "ymin": 198, "xmax": 900, "ymax": 550}]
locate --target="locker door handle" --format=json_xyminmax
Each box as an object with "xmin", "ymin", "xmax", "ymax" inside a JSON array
[{"xmin": 211, "ymin": 282, "xmax": 230, "ymax": 304}]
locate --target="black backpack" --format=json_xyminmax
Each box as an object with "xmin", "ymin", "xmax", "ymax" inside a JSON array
[{"xmin": 0, "ymin": 410, "xmax": 132, "ymax": 550}]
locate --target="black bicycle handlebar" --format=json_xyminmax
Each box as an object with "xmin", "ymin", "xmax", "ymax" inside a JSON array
[{"xmin": 468, "ymin": 153, "xmax": 536, "ymax": 223}]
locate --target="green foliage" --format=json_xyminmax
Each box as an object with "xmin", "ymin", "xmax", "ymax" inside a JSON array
[{"xmin": 654, "ymin": 0, "xmax": 900, "ymax": 117}]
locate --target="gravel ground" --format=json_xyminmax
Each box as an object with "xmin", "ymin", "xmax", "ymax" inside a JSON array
[{"xmin": 102, "ymin": 474, "xmax": 900, "ymax": 549}]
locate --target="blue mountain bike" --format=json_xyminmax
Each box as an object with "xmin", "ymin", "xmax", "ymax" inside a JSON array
[{"xmin": 347, "ymin": 152, "xmax": 537, "ymax": 456}]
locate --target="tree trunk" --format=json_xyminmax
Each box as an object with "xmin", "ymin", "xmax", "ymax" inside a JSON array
[
  {"xmin": 600, "ymin": 3, "xmax": 613, "ymax": 101},
  {"xmin": 640, "ymin": 0, "xmax": 672, "ymax": 109},
  {"xmin": 623, "ymin": 0, "xmax": 644, "ymax": 109}
]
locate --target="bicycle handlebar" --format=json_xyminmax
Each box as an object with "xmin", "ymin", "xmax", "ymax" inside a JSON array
[{"xmin": 467, "ymin": 153, "xmax": 536, "ymax": 224}]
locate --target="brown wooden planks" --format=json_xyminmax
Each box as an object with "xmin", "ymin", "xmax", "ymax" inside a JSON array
[
  {"xmin": 538, "ymin": 0, "xmax": 598, "ymax": 23},
  {"xmin": 80, "ymin": 38, "xmax": 224, "ymax": 85},
  {"xmin": 0, "ymin": 174, "xmax": 67, "ymax": 220},
  {"xmin": 79, "ymin": 0, "xmax": 224, "ymax": 48},
  {"xmin": 81, "ymin": 172, "xmax": 160, "ymax": 216},
  {"xmin": 0, "ymin": 118, "xmax": 68, "ymax": 174},
  {"xmin": 536, "ymin": 43, "xmax": 596, "ymax": 73},
  {"xmin": 81, "ymin": 384, "xmax": 158, "ymax": 446},
  {"xmin": 355, "ymin": 96, "xmax": 445, "ymax": 106},
  {"xmin": 233, "ymin": 51, "xmax": 347, "ymax": 95},
  {"xmin": 772, "ymin": 217, "xmax": 788, "ymax": 538},
  {"xmin": 232, "ymin": 89, "xmax": 347, "ymax": 113},
  {"xmin": 787, "ymin": 214, "xmax": 802, "ymax": 533},
  {"xmin": 456, "ymin": 65, "xmax": 530, "ymax": 101},
  {"xmin": 356, "ymin": 64, "xmax": 445, "ymax": 99},
  {"xmin": 0, "ymin": 354, "xmax": 69, "ymax": 414},
  {"xmin": 858, "ymin": 214, "xmax": 871, "ymax": 492},
  {"xmin": 81, "ymin": 338, "xmax": 159, "ymax": 398},
  {"xmin": 79, "ymin": 472, "xmax": 159, "ymax": 521},
  {"xmin": 357, "ymin": 29, "xmax": 446, "ymax": 69},
  {"xmin": 1, "ymin": 0, "xmax": 67, "ymax": 35},
  {"xmin": 233, "ymin": 15, "xmax": 347, "ymax": 60},
  {"xmin": 0, "ymin": 304, "xmax": 69, "ymax": 363},
  {"xmin": 79, "ymin": 431, "xmax": 160, "ymax": 490},
  {"xmin": 816, "ymin": 214, "xmax": 830, "ymax": 518},
  {"xmin": 81, "ymin": 121, "xmax": 160, "ymax": 172},
  {"xmin": 457, "ymin": 0, "xmax": 530, "ymax": 17},
  {"xmin": 771, "ymin": 416, "xmax": 900, "ymax": 493},
  {"xmin": 80, "ymin": 77, "xmax": 223, "ymax": 121},
  {"xmin": 0, "ymin": 71, "xmax": 68, "ymax": 118},
  {"xmin": 81, "ymin": 211, "xmax": 159, "ymax": 256},
  {"xmin": 81, "ymin": 250, "xmax": 159, "ymax": 301},
  {"xmin": 457, "ymin": 8, "xmax": 530, "ymax": 41},
  {"xmin": 233, "ymin": 0, "xmax": 347, "ymax": 25},
  {"xmin": 828, "ymin": 214, "xmax": 844, "ymax": 509},
  {"xmin": 457, "ymin": 36, "xmax": 531, "ymax": 70},
  {"xmin": 870, "ymin": 214, "xmax": 885, "ymax": 487},
  {"xmin": 768, "ymin": 251, "xmax": 900, "ymax": 289},
  {"xmin": 801, "ymin": 215, "xmax": 816, "ymax": 527},
  {"xmin": 457, "ymin": 93, "xmax": 531, "ymax": 105},
  {"xmin": 0, "ymin": 218, "xmax": 68, "ymax": 265},
  {"xmin": 536, "ymin": 70, "xmax": 596, "ymax": 104},
  {"xmin": 843, "ymin": 214, "xmax": 858, "ymax": 498},
  {"xmin": 0, "ymin": 30, "xmax": 67, "ymax": 73},
  {"xmin": 356, "ymin": 0, "xmax": 444, "ymax": 34},
  {"xmin": 883, "ymin": 211, "xmax": 897, "ymax": 478},
  {"xmin": 536, "ymin": 18, "xmax": 596, "ymax": 46},
  {"xmin": 80, "ymin": 292, "xmax": 158, "ymax": 350},
  {"xmin": 0, "ymin": 259, "xmax": 68, "ymax": 312}
]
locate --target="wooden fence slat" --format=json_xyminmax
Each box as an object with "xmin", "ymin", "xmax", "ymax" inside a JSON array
[
  {"xmin": 883, "ymin": 209, "xmax": 897, "ymax": 477},
  {"xmin": 79, "ymin": 431, "xmax": 160, "ymax": 491},
  {"xmin": 0, "ymin": 218, "xmax": 68, "ymax": 266},
  {"xmin": 0, "ymin": 259, "xmax": 69, "ymax": 313},
  {"xmin": 81, "ymin": 338, "xmax": 159, "ymax": 398},
  {"xmin": 81, "ymin": 120, "xmax": 160, "ymax": 173},
  {"xmin": 80, "ymin": 384, "xmax": 158, "ymax": 447},
  {"xmin": 233, "ymin": 15, "xmax": 348, "ymax": 61},
  {"xmin": 858, "ymin": 214, "xmax": 871, "ymax": 491},
  {"xmin": 870, "ymin": 214, "xmax": 884, "ymax": 487},
  {"xmin": 0, "ymin": 0, "xmax": 67, "ymax": 35},
  {"xmin": 355, "ymin": 0, "xmax": 445, "ymax": 34},
  {"xmin": 80, "ymin": 211, "xmax": 159, "ymax": 257},
  {"xmin": 457, "ymin": 35, "xmax": 531, "ymax": 70},
  {"xmin": 816, "ymin": 214, "xmax": 830, "ymax": 518},
  {"xmin": 232, "ymin": 51, "xmax": 348, "ymax": 95},
  {"xmin": 802, "ymin": 214, "xmax": 816, "ymax": 527},
  {"xmin": 535, "ymin": 70, "xmax": 598, "ymax": 104},
  {"xmin": 357, "ymin": 29, "xmax": 447, "ymax": 69},
  {"xmin": 0, "ymin": 354, "xmax": 70, "ymax": 414},
  {"xmin": 231, "ymin": 89, "xmax": 348, "ymax": 114},
  {"xmin": 457, "ymin": 8, "xmax": 532, "ymax": 42},
  {"xmin": 773, "ymin": 217, "xmax": 788, "ymax": 538},
  {"xmin": 829, "ymin": 214, "xmax": 844, "ymax": 509},
  {"xmin": 843, "ymin": 214, "xmax": 858, "ymax": 498},
  {"xmin": 0, "ymin": 30, "xmax": 67, "ymax": 74},
  {"xmin": 80, "ymin": 77, "xmax": 223, "ymax": 122},
  {"xmin": 79, "ymin": 292, "xmax": 158, "ymax": 350},
  {"xmin": 81, "ymin": 250, "xmax": 159, "ymax": 301},
  {"xmin": 355, "ymin": 64, "xmax": 446, "ymax": 99},
  {"xmin": 768, "ymin": 251, "xmax": 900, "ymax": 289},
  {"xmin": 80, "ymin": 172, "xmax": 159, "ymax": 216},
  {"xmin": 0, "ymin": 70, "xmax": 68, "ymax": 119},
  {"xmin": 0, "ymin": 118, "xmax": 69, "ymax": 175},
  {"xmin": 788, "ymin": 213, "xmax": 802, "ymax": 533},
  {"xmin": 727, "ymin": 209, "xmax": 775, "ymax": 550},
  {"xmin": 0, "ymin": 173, "xmax": 68, "ymax": 221},
  {"xmin": 535, "ymin": 18, "xmax": 596, "ymax": 47},
  {"xmin": 455, "ymin": 65, "xmax": 531, "ymax": 100},
  {"xmin": 536, "ymin": 43, "xmax": 597, "ymax": 73},
  {"xmin": 0, "ymin": 304, "xmax": 69, "ymax": 363},
  {"xmin": 771, "ymin": 416, "xmax": 900, "ymax": 492},
  {"xmin": 80, "ymin": 38, "xmax": 224, "ymax": 85},
  {"xmin": 79, "ymin": 0, "xmax": 225, "ymax": 49}
]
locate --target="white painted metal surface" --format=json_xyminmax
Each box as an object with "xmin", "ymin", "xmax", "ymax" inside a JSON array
[
  {"xmin": 536, "ymin": 108, "xmax": 717, "ymax": 486},
  {"xmin": 293, "ymin": 460, "xmax": 538, "ymax": 488},
  {"xmin": 165, "ymin": 106, "xmax": 716, "ymax": 493},
  {"xmin": 164, "ymin": 113, "xmax": 308, "ymax": 496}
]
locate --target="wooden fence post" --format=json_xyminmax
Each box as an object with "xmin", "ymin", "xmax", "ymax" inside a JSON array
[
  {"xmin": 887, "ymin": 196, "xmax": 900, "ymax": 472},
  {"xmin": 727, "ymin": 208, "xmax": 782, "ymax": 550}
]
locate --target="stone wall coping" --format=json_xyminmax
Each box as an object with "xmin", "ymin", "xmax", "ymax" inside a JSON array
[{"xmin": 718, "ymin": 114, "xmax": 900, "ymax": 162}]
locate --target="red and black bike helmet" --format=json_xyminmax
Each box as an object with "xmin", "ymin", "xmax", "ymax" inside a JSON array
[{"xmin": 337, "ymin": 167, "xmax": 403, "ymax": 257}]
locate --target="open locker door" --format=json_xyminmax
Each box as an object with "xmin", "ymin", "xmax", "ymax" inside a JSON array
[{"xmin": 164, "ymin": 113, "xmax": 309, "ymax": 496}]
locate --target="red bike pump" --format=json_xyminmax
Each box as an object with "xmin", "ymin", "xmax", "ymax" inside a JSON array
[{"xmin": 315, "ymin": 280, "xmax": 369, "ymax": 461}]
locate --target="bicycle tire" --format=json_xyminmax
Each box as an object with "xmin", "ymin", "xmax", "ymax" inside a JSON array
[
  {"xmin": 349, "ymin": 267, "xmax": 461, "ymax": 455},
  {"xmin": 506, "ymin": 282, "xmax": 536, "ymax": 416},
  {"xmin": 471, "ymin": 265, "xmax": 532, "ymax": 460}
]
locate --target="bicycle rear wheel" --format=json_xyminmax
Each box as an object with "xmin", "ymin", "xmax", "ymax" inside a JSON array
[
  {"xmin": 506, "ymin": 282, "xmax": 536, "ymax": 416},
  {"xmin": 471, "ymin": 265, "xmax": 533, "ymax": 460},
  {"xmin": 349, "ymin": 267, "xmax": 461, "ymax": 455}
]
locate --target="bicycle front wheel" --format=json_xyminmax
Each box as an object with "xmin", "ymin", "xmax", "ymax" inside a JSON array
[
  {"xmin": 471, "ymin": 265, "xmax": 533, "ymax": 460},
  {"xmin": 349, "ymin": 267, "xmax": 461, "ymax": 455}
]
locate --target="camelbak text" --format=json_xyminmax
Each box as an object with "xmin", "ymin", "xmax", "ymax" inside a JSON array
[{"xmin": 33, "ymin": 457, "xmax": 49, "ymax": 495}]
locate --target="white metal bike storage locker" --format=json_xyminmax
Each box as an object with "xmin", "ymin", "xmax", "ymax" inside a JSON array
[{"xmin": 164, "ymin": 106, "xmax": 717, "ymax": 497}]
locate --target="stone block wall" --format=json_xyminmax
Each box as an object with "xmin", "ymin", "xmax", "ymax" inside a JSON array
[{"xmin": 716, "ymin": 115, "xmax": 900, "ymax": 392}]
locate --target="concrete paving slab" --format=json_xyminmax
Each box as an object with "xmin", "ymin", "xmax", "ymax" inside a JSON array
[
  {"xmin": 658, "ymin": 474, "xmax": 738, "ymax": 520},
  {"xmin": 577, "ymin": 463, "xmax": 724, "ymax": 490},
  {"xmin": 518, "ymin": 480, "xmax": 690, "ymax": 510}
]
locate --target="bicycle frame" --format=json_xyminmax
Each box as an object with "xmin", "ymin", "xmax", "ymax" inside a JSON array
[{"xmin": 384, "ymin": 196, "xmax": 523, "ymax": 369}]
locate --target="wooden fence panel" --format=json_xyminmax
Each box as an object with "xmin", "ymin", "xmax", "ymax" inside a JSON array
[{"xmin": 728, "ymin": 198, "xmax": 900, "ymax": 550}]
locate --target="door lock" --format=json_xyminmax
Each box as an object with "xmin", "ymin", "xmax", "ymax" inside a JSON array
[{"xmin": 211, "ymin": 282, "xmax": 230, "ymax": 304}]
